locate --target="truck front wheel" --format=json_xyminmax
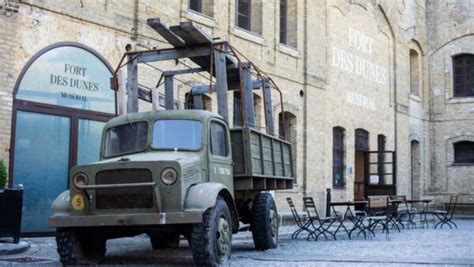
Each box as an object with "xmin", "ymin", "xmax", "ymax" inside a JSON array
[
  {"xmin": 56, "ymin": 229, "xmax": 106, "ymax": 265},
  {"xmin": 251, "ymin": 193, "xmax": 279, "ymax": 250},
  {"xmin": 191, "ymin": 196, "xmax": 232, "ymax": 266}
]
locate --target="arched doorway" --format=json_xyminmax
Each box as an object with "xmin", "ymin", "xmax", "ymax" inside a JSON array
[
  {"xmin": 9, "ymin": 42, "xmax": 115, "ymax": 234},
  {"xmin": 411, "ymin": 140, "xmax": 421, "ymax": 199},
  {"xmin": 354, "ymin": 129, "xmax": 369, "ymax": 200}
]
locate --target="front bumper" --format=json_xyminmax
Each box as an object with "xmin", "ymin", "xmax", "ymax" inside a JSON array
[{"xmin": 48, "ymin": 211, "xmax": 203, "ymax": 228}]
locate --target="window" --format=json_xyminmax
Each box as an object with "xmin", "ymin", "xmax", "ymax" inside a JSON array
[
  {"xmin": 355, "ymin": 129, "xmax": 369, "ymax": 151},
  {"xmin": 189, "ymin": 0, "xmax": 214, "ymax": 17},
  {"xmin": 152, "ymin": 120, "xmax": 202, "ymax": 150},
  {"xmin": 454, "ymin": 141, "xmax": 474, "ymax": 163},
  {"xmin": 410, "ymin": 49, "xmax": 420, "ymax": 96},
  {"xmin": 236, "ymin": 0, "xmax": 262, "ymax": 35},
  {"xmin": 333, "ymin": 127, "xmax": 345, "ymax": 187},
  {"xmin": 104, "ymin": 122, "xmax": 148, "ymax": 157},
  {"xmin": 280, "ymin": 0, "xmax": 287, "ymax": 44},
  {"xmin": 237, "ymin": 0, "xmax": 251, "ymax": 31},
  {"xmin": 453, "ymin": 54, "xmax": 474, "ymax": 97},
  {"xmin": 279, "ymin": 0, "xmax": 297, "ymax": 47},
  {"xmin": 210, "ymin": 122, "xmax": 228, "ymax": 156},
  {"xmin": 377, "ymin": 134, "xmax": 386, "ymax": 183},
  {"xmin": 189, "ymin": 0, "xmax": 202, "ymax": 12}
]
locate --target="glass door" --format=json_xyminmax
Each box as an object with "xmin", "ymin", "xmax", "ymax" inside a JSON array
[{"xmin": 13, "ymin": 111, "xmax": 71, "ymax": 233}]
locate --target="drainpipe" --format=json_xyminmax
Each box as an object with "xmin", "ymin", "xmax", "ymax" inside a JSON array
[{"xmin": 302, "ymin": 0, "xmax": 309, "ymax": 197}]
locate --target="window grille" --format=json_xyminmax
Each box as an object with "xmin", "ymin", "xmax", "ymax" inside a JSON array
[{"xmin": 453, "ymin": 54, "xmax": 474, "ymax": 97}]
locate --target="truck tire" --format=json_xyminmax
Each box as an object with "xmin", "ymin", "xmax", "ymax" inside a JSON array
[
  {"xmin": 251, "ymin": 193, "xmax": 279, "ymax": 250},
  {"xmin": 191, "ymin": 196, "xmax": 232, "ymax": 266},
  {"xmin": 150, "ymin": 232, "xmax": 180, "ymax": 249},
  {"xmin": 56, "ymin": 229, "xmax": 106, "ymax": 265}
]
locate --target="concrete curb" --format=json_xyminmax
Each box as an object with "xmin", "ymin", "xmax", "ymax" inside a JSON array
[{"xmin": 0, "ymin": 241, "xmax": 30, "ymax": 256}]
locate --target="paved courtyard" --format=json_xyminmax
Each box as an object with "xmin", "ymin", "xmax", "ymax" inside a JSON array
[{"xmin": 0, "ymin": 219, "xmax": 473, "ymax": 266}]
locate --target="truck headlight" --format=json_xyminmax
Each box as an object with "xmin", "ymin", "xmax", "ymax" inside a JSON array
[
  {"xmin": 73, "ymin": 173, "xmax": 89, "ymax": 188},
  {"xmin": 161, "ymin": 168, "xmax": 177, "ymax": 185}
]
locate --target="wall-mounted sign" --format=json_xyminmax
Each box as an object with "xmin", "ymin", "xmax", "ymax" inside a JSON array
[
  {"xmin": 16, "ymin": 46, "xmax": 115, "ymax": 114},
  {"xmin": 370, "ymin": 175, "xmax": 380, "ymax": 184}
]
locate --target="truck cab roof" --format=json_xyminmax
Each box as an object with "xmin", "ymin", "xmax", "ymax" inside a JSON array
[{"xmin": 105, "ymin": 109, "xmax": 226, "ymax": 128}]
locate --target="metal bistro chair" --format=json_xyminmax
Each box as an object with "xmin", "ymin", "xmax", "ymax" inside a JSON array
[
  {"xmin": 389, "ymin": 195, "xmax": 417, "ymax": 229},
  {"xmin": 286, "ymin": 197, "xmax": 312, "ymax": 239},
  {"xmin": 302, "ymin": 197, "xmax": 337, "ymax": 241},
  {"xmin": 433, "ymin": 195, "xmax": 459, "ymax": 229},
  {"xmin": 366, "ymin": 195, "xmax": 390, "ymax": 239}
]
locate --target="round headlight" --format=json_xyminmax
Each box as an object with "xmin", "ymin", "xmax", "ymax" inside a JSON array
[
  {"xmin": 161, "ymin": 168, "xmax": 177, "ymax": 185},
  {"xmin": 73, "ymin": 173, "xmax": 89, "ymax": 188}
]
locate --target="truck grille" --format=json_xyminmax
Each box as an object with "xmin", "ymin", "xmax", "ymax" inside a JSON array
[{"xmin": 95, "ymin": 169, "xmax": 154, "ymax": 210}]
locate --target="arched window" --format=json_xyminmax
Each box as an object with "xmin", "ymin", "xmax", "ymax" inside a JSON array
[
  {"xmin": 454, "ymin": 141, "xmax": 474, "ymax": 163},
  {"xmin": 410, "ymin": 49, "xmax": 420, "ymax": 96},
  {"xmin": 278, "ymin": 111, "xmax": 297, "ymax": 179},
  {"xmin": 355, "ymin": 129, "xmax": 369, "ymax": 151},
  {"xmin": 453, "ymin": 54, "xmax": 474, "ymax": 97},
  {"xmin": 333, "ymin": 127, "xmax": 345, "ymax": 187}
]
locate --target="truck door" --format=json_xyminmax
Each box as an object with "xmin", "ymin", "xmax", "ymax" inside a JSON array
[{"xmin": 208, "ymin": 120, "xmax": 234, "ymax": 192}]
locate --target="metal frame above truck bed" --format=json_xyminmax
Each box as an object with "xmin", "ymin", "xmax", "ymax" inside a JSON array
[
  {"xmin": 110, "ymin": 18, "xmax": 295, "ymax": 189},
  {"xmin": 111, "ymin": 18, "xmax": 288, "ymax": 138}
]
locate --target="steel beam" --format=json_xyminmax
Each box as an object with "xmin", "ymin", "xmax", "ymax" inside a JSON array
[
  {"xmin": 163, "ymin": 67, "xmax": 204, "ymax": 76},
  {"xmin": 146, "ymin": 18, "xmax": 186, "ymax": 47},
  {"xmin": 126, "ymin": 55, "xmax": 138, "ymax": 113},
  {"xmin": 242, "ymin": 66, "xmax": 255, "ymax": 127},
  {"xmin": 214, "ymin": 49, "xmax": 229, "ymax": 121},
  {"xmin": 262, "ymin": 81, "xmax": 274, "ymax": 135},
  {"xmin": 136, "ymin": 46, "xmax": 211, "ymax": 63},
  {"xmin": 164, "ymin": 76, "xmax": 174, "ymax": 110}
]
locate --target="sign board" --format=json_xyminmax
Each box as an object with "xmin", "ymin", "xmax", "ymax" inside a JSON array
[
  {"xmin": 369, "ymin": 175, "xmax": 379, "ymax": 184},
  {"xmin": 16, "ymin": 45, "xmax": 115, "ymax": 114}
]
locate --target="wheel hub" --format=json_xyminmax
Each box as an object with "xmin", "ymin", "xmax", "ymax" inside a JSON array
[
  {"xmin": 216, "ymin": 216, "xmax": 230, "ymax": 258},
  {"xmin": 270, "ymin": 208, "xmax": 279, "ymax": 242}
]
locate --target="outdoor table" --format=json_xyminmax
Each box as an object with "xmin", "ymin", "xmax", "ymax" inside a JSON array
[
  {"xmin": 330, "ymin": 201, "xmax": 368, "ymax": 239},
  {"xmin": 407, "ymin": 199, "xmax": 433, "ymax": 228}
]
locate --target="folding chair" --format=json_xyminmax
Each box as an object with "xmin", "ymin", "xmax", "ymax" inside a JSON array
[
  {"xmin": 433, "ymin": 195, "xmax": 458, "ymax": 229},
  {"xmin": 286, "ymin": 197, "xmax": 312, "ymax": 239},
  {"xmin": 366, "ymin": 195, "xmax": 390, "ymax": 239},
  {"xmin": 302, "ymin": 197, "xmax": 336, "ymax": 241},
  {"xmin": 389, "ymin": 195, "xmax": 417, "ymax": 229}
]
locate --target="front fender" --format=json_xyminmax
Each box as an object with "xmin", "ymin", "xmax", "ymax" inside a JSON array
[
  {"xmin": 184, "ymin": 183, "xmax": 239, "ymax": 232},
  {"xmin": 50, "ymin": 190, "xmax": 72, "ymax": 217}
]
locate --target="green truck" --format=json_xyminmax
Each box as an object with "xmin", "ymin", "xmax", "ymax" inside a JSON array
[{"xmin": 49, "ymin": 19, "xmax": 295, "ymax": 266}]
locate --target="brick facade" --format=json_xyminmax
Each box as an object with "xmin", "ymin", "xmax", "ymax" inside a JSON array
[{"xmin": 0, "ymin": 0, "xmax": 473, "ymax": 212}]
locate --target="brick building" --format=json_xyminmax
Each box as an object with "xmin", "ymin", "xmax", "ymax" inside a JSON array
[{"xmin": 0, "ymin": 0, "xmax": 473, "ymax": 234}]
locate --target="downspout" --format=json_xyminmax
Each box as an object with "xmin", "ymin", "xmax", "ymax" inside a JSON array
[{"xmin": 302, "ymin": 0, "xmax": 309, "ymax": 197}]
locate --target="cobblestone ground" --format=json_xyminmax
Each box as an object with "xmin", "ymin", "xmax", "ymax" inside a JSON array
[{"xmin": 0, "ymin": 219, "xmax": 473, "ymax": 266}]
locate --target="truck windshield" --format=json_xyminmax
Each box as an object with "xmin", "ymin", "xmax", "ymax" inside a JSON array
[
  {"xmin": 152, "ymin": 120, "xmax": 202, "ymax": 150},
  {"xmin": 104, "ymin": 122, "xmax": 148, "ymax": 157}
]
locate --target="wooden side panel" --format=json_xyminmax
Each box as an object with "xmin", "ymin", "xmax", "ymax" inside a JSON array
[
  {"xmin": 273, "ymin": 140, "xmax": 283, "ymax": 176},
  {"xmin": 282, "ymin": 143, "xmax": 293, "ymax": 177},
  {"xmin": 230, "ymin": 130, "xmax": 245, "ymax": 175},
  {"xmin": 262, "ymin": 135, "xmax": 273, "ymax": 175},
  {"xmin": 250, "ymin": 131, "xmax": 262, "ymax": 174}
]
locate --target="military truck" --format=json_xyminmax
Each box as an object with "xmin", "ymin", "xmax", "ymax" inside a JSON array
[{"xmin": 49, "ymin": 19, "xmax": 295, "ymax": 266}]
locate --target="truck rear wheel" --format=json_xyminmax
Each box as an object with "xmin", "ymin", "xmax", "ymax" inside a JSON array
[
  {"xmin": 191, "ymin": 196, "xmax": 232, "ymax": 266},
  {"xmin": 56, "ymin": 229, "xmax": 106, "ymax": 265},
  {"xmin": 251, "ymin": 193, "xmax": 279, "ymax": 250}
]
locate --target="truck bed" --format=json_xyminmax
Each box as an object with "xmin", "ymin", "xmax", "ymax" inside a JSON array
[{"xmin": 230, "ymin": 128, "xmax": 294, "ymax": 191}]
